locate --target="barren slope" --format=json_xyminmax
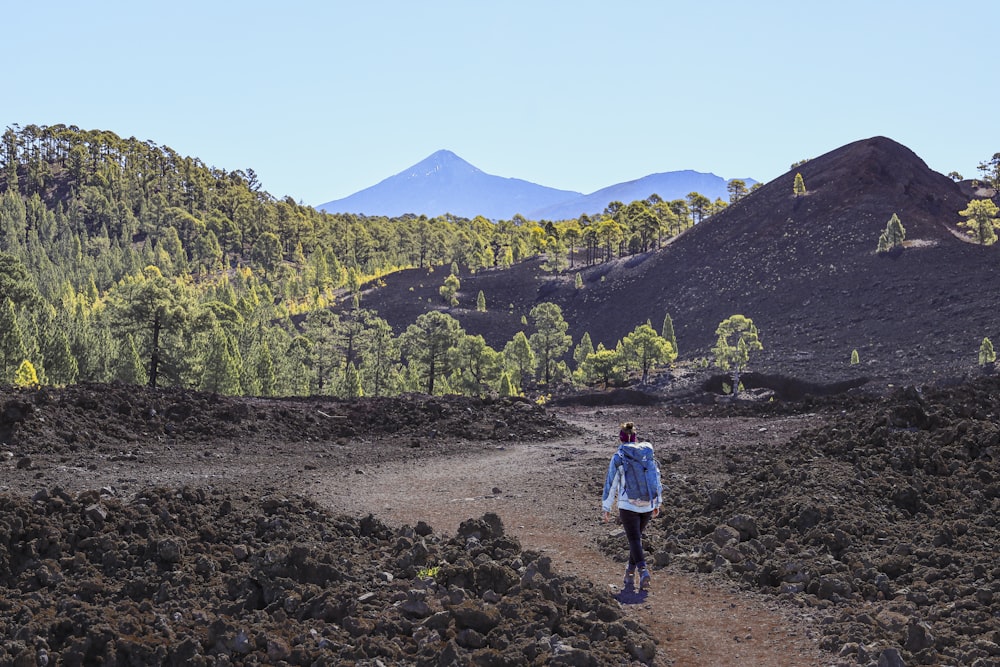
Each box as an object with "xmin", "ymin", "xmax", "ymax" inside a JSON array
[{"xmin": 358, "ymin": 137, "xmax": 994, "ymax": 389}]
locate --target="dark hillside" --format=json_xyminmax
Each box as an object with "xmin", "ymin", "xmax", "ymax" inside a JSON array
[{"xmin": 359, "ymin": 137, "xmax": 993, "ymax": 387}]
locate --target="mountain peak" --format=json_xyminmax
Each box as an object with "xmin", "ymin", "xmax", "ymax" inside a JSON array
[
  {"xmin": 316, "ymin": 151, "xmax": 580, "ymax": 219},
  {"xmin": 406, "ymin": 149, "xmax": 481, "ymax": 178}
]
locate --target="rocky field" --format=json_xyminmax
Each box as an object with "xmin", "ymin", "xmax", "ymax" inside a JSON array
[
  {"xmin": 598, "ymin": 380, "xmax": 1000, "ymax": 666},
  {"xmin": 0, "ymin": 377, "xmax": 998, "ymax": 665}
]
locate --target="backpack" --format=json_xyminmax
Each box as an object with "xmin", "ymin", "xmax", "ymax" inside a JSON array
[{"xmin": 616, "ymin": 442, "xmax": 661, "ymax": 504}]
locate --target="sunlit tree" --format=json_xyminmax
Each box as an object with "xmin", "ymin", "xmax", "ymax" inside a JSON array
[{"xmin": 712, "ymin": 315, "xmax": 763, "ymax": 397}]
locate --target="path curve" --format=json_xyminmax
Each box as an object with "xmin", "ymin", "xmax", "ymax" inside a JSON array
[{"xmin": 317, "ymin": 408, "xmax": 832, "ymax": 666}]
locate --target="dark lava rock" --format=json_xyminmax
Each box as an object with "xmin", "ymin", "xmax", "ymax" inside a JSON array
[
  {"xmin": 0, "ymin": 490, "xmax": 655, "ymax": 665},
  {"xmin": 615, "ymin": 377, "xmax": 1000, "ymax": 666}
]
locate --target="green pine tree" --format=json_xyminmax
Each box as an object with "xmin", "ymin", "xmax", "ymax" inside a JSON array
[
  {"xmin": 793, "ymin": 172, "xmax": 806, "ymax": 196},
  {"xmin": 342, "ymin": 361, "xmax": 363, "ymax": 398},
  {"xmin": 14, "ymin": 359, "xmax": 38, "ymax": 388},
  {"xmin": 661, "ymin": 312, "xmax": 678, "ymax": 357},
  {"xmin": 876, "ymin": 213, "xmax": 906, "ymax": 253},
  {"xmin": 711, "ymin": 315, "xmax": 763, "ymax": 397},
  {"xmin": 0, "ymin": 298, "xmax": 28, "ymax": 383},
  {"xmin": 979, "ymin": 337, "xmax": 996, "ymax": 366},
  {"xmin": 498, "ymin": 371, "xmax": 516, "ymax": 397},
  {"xmin": 959, "ymin": 199, "xmax": 999, "ymax": 246},
  {"xmin": 254, "ymin": 339, "xmax": 277, "ymax": 396},
  {"xmin": 199, "ymin": 322, "xmax": 242, "ymax": 395}
]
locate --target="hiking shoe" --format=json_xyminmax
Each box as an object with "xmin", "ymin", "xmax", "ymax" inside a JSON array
[
  {"xmin": 638, "ymin": 569, "xmax": 651, "ymax": 591},
  {"xmin": 623, "ymin": 567, "xmax": 636, "ymax": 589}
]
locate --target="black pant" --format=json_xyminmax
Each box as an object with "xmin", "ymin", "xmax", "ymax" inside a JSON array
[{"xmin": 619, "ymin": 508, "xmax": 652, "ymax": 569}]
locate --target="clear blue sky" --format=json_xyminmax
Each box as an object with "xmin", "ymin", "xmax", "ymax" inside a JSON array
[{"xmin": 5, "ymin": 1, "xmax": 996, "ymax": 207}]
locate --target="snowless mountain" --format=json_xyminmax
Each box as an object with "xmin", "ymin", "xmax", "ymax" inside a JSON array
[
  {"xmin": 316, "ymin": 150, "xmax": 753, "ymax": 220},
  {"xmin": 315, "ymin": 150, "xmax": 581, "ymax": 219}
]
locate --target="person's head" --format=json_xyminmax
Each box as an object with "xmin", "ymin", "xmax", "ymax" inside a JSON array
[{"xmin": 622, "ymin": 421, "xmax": 634, "ymax": 432}]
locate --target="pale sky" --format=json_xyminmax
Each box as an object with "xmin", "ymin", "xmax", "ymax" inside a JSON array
[{"xmin": 5, "ymin": 1, "xmax": 995, "ymax": 207}]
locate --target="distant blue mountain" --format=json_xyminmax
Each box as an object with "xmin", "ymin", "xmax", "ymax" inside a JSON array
[
  {"xmin": 527, "ymin": 171, "xmax": 757, "ymax": 221},
  {"xmin": 316, "ymin": 150, "xmax": 581, "ymax": 219},
  {"xmin": 315, "ymin": 150, "xmax": 755, "ymax": 220}
]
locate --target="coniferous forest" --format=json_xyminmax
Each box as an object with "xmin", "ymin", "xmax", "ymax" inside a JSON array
[{"xmin": 0, "ymin": 124, "xmax": 711, "ymax": 397}]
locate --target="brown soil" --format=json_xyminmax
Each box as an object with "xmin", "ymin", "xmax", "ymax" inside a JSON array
[{"xmin": 1, "ymin": 379, "xmax": 998, "ymax": 665}]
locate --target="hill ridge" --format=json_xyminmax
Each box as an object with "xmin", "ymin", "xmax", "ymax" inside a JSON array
[{"xmin": 358, "ymin": 135, "xmax": 990, "ymax": 387}]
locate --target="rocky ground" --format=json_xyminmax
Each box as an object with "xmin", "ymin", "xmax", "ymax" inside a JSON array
[
  {"xmin": 622, "ymin": 382, "xmax": 1000, "ymax": 666},
  {"xmin": 0, "ymin": 378, "xmax": 997, "ymax": 665}
]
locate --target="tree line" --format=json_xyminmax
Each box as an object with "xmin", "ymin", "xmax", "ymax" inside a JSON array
[{"xmin": 0, "ymin": 123, "xmax": 728, "ymax": 396}]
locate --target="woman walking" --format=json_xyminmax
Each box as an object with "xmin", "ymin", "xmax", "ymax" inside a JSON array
[{"xmin": 602, "ymin": 431, "xmax": 662, "ymax": 591}]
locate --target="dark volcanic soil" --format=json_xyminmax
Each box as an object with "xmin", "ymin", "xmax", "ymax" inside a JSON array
[{"xmin": 0, "ymin": 379, "xmax": 998, "ymax": 666}]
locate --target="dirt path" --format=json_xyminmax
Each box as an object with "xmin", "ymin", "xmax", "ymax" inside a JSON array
[{"xmin": 318, "ymin": 407, "xmax": 833, "ymax": 666}]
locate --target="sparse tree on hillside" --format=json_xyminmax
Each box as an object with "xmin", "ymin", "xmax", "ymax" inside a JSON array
[
  {"xmin": 661, "ymin": 312, "xmax": 677, "ymax": 357},
  {"xmin": 572, "ymin": 332, "xmax": 594, "ymax": 379},
  {"xmin": 980, "ymin": 337, "xmax": 996, "ymax": 367},
  {"xmin": 958, "ymin": 199, "xmax": 999, "ymax": 246},
  {"xmin": 711, "ymin": 315, "xmax": 763, "ymax": 398},
  {"xmin": 581, "ymin": 344, "xmax": 623, "ymax": 388},
  {"xmin": 850, "ymin": 349, "xmax": 860, "ymax": 365},
  {"xmin": 686, "ymin": 192, "xmax": 711, "ymax": 224},
  {"xmin": 622, "ymin": 323, "xmax": 675, "ymax": 384},
  {"xmin": 876, "ymin": 213, "xmax": 906, "ymax": 254},
  {"xmin": 476, "ymin": 290, "xmax": 486, "ymax": 312},
  {"xmin": 977, "ymin": 152, "xmax": 1000, "ymax": 190},
  {"xmin": 727, "ymin": 179, "xmax": 748, "ymax": 203},
  {"xmin": 948, "ymin": 171, "xmax": 964, "ymax": 182},
  {"xmin": 439, "ymin": 272, "xmax": 460, "ymax": 306},
  {"xmin": 793, "ymin": 172, "xmax": 807, "ymax": 197}
]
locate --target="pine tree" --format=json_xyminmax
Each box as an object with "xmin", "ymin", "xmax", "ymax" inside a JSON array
[
  {"xmin": 959, "ymin": 199, "xmax": 1000, "ymax": 246},
  {"xmin": 115, "ymin": 333, "xmax": 148, "ymax": 385},
  {"xmin": 711, "ymin": 315, "xmax": 763, "ymax": 397},
  {"xmin": 793, "ymin": 172, "xmax": 806, "ymax": 196},
  {"xmin": 498, "ymin": 371, "xmax": 516, "ymax": 397},
  {"xmin": 253, "ymin": 339, "xmax": 277, "ymax": 396},
  {"xmin": 14, "ymin": 360, "xmax": 38, "ymax": 388},
  {"xmin": 439, "ymin": 273, "xmax": 460, "ymax": 306},
  {"xmin": 876, "ymin": 213, "xmax": 906, "ymax": 254},
  {"xmin": 622, "ymin": 323, "xmax": 676, "ymax": 384},
  {"xmin": 503, "ymin": 331, "xmax": 535, "ymax": 390},
  {"xmin": 572, "ymin": 332, "xmax": 594, "ymax": 381},
  {"xmin": 979, "ymin": 337, "xmax": 996, "ymax": 366},
  {"xmin": 400, "ymin": 311, "xmax": 464, "ymax": 395},
  {"xmin": 661, "ymin": 312, "xmax": 677, "ymax": 357},
  {"xmin": 476, "ymin": 290, "xmax": 486, "ymax": 312},
  {"xmin": 0, "ymin": 298, "xmax": 28, "ymax": 382},
  {"xmin": 574, "ymin": 272, "xmax": 583, "ymax": 290},
  {"xmin": 41, "ymin": 326, "xmax": 79, "ymax": 386},
  {"xmin": 528, "ymin": 303, "xmax": 573, "ymax": 387},
  {"xmin": 850, "ymin": 349, "xmax": 860, "ymax": 365},
  {"xmin": 199, "ymin": 321, "xmax": 242, "ymax": 394},
  {"xmin": 342, "ymin": 361, "xmax": 363, "ymax": 398}
]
